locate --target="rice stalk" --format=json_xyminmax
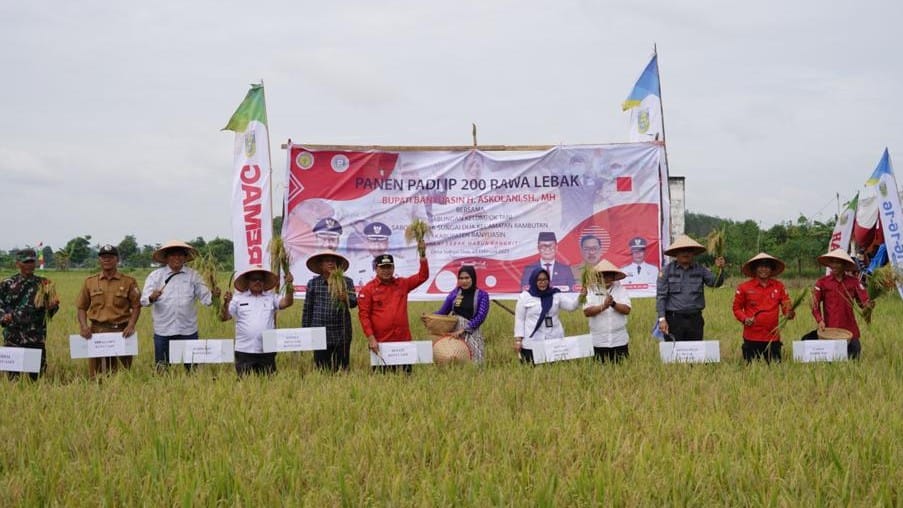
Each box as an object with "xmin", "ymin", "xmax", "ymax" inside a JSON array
[
  {"xmin": 267, "ymin": 236, "xmax": 291, "ymax": 282},
  {"xmin": 33, "ymin": 279, "xmax": 57, "ymax": 326},
  {"xmin": 861, "ymin": 265, "xmax": 902, "ymax": 323},
  {"xmin": 772, "ymin": 288, "xmax": 810, "ymax": 335},
  {"xmin": 578, "ymin": 266, "xmax": 605, "ymax": 305},
  {"xmin": 405, "ymin": 218, "xmax": 431, "ymax": 257},
  {"xmin": 328, "ymin": 268, "xmax": 349, "ymax": 309},
  {"xmin": 190, "ymin": 250, "xmax": 221, "ymax": 318},
  {"xmin": 706, "ymin": 227, "xmax": 726, "ymax": 278}
]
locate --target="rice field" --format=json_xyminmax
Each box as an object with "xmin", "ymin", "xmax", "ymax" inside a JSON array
[{"xmin": 1, "ymin": 270, "xmax": 901, "ymax": 506}]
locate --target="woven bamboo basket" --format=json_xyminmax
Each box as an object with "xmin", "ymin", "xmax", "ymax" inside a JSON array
[
  {"xmin": 817, "ymin": 327, "xmax": 853, "ymax": 340},
  {"xmin": 423, "ymin": 314, "xmax": 459, "ymax": 335},
  {"xmin": 433, "ymin": 336, "xmax": 471, "ymax": 365}
]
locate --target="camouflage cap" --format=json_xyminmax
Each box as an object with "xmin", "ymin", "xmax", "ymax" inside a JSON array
[{"xmin": 16, "ymin": 248, "xmax": 37, "ymax": 262}]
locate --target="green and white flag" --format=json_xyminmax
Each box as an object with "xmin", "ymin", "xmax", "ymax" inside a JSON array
[{"xmin": 223, "ymin": 84, "xmax": 272, "ymax": 274}]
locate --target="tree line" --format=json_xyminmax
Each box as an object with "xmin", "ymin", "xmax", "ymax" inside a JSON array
[{"xmin": 0, "ymin": 213, "xmax": 833, "ymax": 276}]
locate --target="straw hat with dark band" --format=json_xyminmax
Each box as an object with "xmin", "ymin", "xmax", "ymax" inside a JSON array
[
  {"xmin": 817, "ymin": 248, "xmax": 857, "ymax": 272},
  {"xmin": 741, "ymin": 252, "xmax": 786, "ymax": 277},
  {"xmin": 233, "ymin": 266, "xmax": 279, "ymax": 292},
  {"xmin": 306, "ymin": 250, "xmax": 350, "ymax": 275},
  {"xmin": 664, "ymin": 235, "xmax": 706, "ymax": 256},
  {"xmin": 152, "ymin": 240, "xmax": 198, "ymax": 264},
  {"xmin": 592, "ymin": 259, "xmax": 627, "ymax": 281}
]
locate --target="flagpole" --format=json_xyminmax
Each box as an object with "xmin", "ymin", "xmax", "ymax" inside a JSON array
[
  {"xmin": 260, "ymin": 79, "xmax": 276, "ymax": 228},
  {"xmin": 653, "ymin": 44, "xmax": 674, "ymax": 248}
]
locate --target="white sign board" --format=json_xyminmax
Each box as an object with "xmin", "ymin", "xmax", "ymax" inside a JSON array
[
  {"xmin": 261, "ymin": 328, "xmax": 327, "ymax": 353},
  {"xmin": 529, "ymin": 334, "xmax": 594, "ymax": 364},
  {"xmin": 169, "ymin": 340, "xmax": 235, "ymax": 364},
  {"xmin": 370, "ymin": 340, "xmax": 433, "ymax": 366},
  {"xmin": 69, "ymin": 333, "xmax": 139, "ymax": 359},
  {"xmin": 792, "ymin": 340, "xmax": 848, "ymax": 362},
  {"xmin": 0, "ymin": 347, "xmax": 42, "ymax": 373},
  {"xmin": 659, "ymin": 340, "xmax": 721, "ymax": 363}
]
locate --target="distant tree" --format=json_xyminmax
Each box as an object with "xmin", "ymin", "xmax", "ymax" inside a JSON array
[
  {"xmin": 41, "ymin": 245, "xmax": 54, "ymax": 267},
  {"xmin": 62, "ymin": 235, "xmax": 92, "ymax": 267},
  {"xmin": 188, "ymin": 237, "xmax": 207, "ymax": 251},
  {"xmin": 0, "ymin": 250, "xmax": 12, "ymax": 269},
  {"xmin": 55, "ymin": 249, "xmax": 71, "ymax": 271},
  {"xmin": 205, "ymin": 237, "xmax": 234, "ymax": 270},
  {"xmin": 117, "ymin": 235, "xmax": 139, "ymax": 266}
]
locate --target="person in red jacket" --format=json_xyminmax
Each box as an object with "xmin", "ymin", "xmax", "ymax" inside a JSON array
[
  {"xmin": 732, "ymin": 252, "xmax": 794, "ymax": 363},
  {"xmin": 358, "ymin": 240, "xmax": 428, "ymax": 372},
  {"xmin": 812, "ymin": 248, "xmax": 873, "ymax": 359}
]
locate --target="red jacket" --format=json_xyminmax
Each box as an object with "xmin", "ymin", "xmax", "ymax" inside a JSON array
[
  {"xmin": 812, "ymin": 274, "xmax": 869, "ymax": 339},
  {"xmin": 732, "ymin": 278, "xmax": 790, "ymax": 341},
  {"xmin": 358, "ymin": 258, "xmax": 429, "ymax": 342}
]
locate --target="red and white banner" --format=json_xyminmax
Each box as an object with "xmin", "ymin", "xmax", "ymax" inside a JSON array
[{"xmin": 283, "ymin": 143, "xmax": 667, "ymax": 299}]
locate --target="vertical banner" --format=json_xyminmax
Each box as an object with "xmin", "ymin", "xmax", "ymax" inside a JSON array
[
  {"xmin": 828, "ymin": 193, "xmax": 858, "ymax": 252},
  {"xmin": 283, "ymin": 143, "xmax": 666, "ymax": 299},
  {"xmin": 867, "ymin": 149, "xmax": 903, "ymax": 298},
  {"xmin": 223, "ymin": 84, "xmax": 272, "ymax": 273}
]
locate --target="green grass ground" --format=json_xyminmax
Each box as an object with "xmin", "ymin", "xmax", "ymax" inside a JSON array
[{"xmin": 1, "ymin": 270, "xmax": 901, "ymax": 505}]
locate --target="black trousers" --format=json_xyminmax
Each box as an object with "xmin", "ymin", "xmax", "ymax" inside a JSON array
[
  {"xmin": 666, "ymin": 311, "xmax": 704, "ymax": 341},
  {"xmin": 314, "ymin": 342, "xmax": 351, "ymax": 372},
  {"xmin": 371, "ymin": 365, "xmax": 412, "ymax": 374},
  {"xmin": 593, "ymin": 345, "xmax": 629, "ymax": 364},
  {"xmin": 741, "ymin": 340, "xmax": 782, "ymax": 363},
  {"xmin": 234, "ymin": 351, "xmax": 277, "ymax": 376}
]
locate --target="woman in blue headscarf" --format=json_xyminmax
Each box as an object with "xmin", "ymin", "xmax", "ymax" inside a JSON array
[{"xmin": 514, "ymin": 267, "xmax": 580, "ymax": 364}]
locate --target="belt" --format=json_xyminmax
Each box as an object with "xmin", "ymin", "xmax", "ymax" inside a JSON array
[
  {"xmin": 666, "ymin": 310, "xmax": 702, "ymax": 317},
  {"xmin": 91, "ymin": 321, "xmax": 128, "ymax": 329}
]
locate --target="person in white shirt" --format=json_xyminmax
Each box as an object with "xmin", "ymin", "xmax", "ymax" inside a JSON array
[
  {"xmin": 513, "ymin": 268, "xmax": 580, "ymax": 364},
  {"xmin": 582, "ymin": 259, "xmax": 632, "ymax": 363},
  {"xmin": 141, "ymin": 240, "xmax": 218, "ymax": 371},
  {"xmin": 220, "ymin": 266, "xmax": 293, "ymax": 376},
  {"xmin": 620, "ymin": 236, "xmax": 659, "ymax": 295}
]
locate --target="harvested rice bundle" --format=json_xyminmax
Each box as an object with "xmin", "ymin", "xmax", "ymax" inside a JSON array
[{"xmin": 405, "ymin": 218, "xmax": 431, "ymax": 257}]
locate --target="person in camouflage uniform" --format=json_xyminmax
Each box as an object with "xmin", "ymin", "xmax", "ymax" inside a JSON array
[{"xmin": 0, "ymin": 248, "xmax": 59, "ymax": 379}]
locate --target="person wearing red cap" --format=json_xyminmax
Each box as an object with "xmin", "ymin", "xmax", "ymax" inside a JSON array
[{"xmin": 357, "ymin": 240, "xmax": 428, "ymax": 372}]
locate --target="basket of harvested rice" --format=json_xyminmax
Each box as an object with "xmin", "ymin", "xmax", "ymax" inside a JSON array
[
  {"xmin": 817, "ymin": 327, "xmax": 853, "ymax": 340},
  {"xmin": 432, "ymin": 336, "xmax": 471, "ymax": 365},
  {"xmin": 423, "ymin": 314, "xmax": 459, "ymax": 335}
]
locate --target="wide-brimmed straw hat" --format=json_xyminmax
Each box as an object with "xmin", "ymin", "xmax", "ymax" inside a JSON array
[
  {"xmin": 664, "ymin": 235, "xmax": 706, "ymax": 256},
  {"xmin": 817, "ymin": 248, "xmax": 857, "ymax": 271},
  {"xmin": 817, "ymin": 327, "xmax": 853, "ymax": 340},
  {"xmin": 741, "ymin": 252, "xmax": 786, "ymax": 277},
  {"xmin": 153, "ymin": 240, "xmax": 198, "ymax": 264},
  {"xmin": 305, "ymin": 250, "xmax": 350, "ymax": 275},
  {"xmin": 592, "ymin": 259, "xmax": 627, "ymax": 281},
  {"xmin": 233, "ymin": 266, "xmax": 279, "ymax": 292}
]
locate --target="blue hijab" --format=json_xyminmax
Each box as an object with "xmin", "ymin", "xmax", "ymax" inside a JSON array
[{"xmin": 527, "ymin": 268, "xmax": 560, "ymax": 338}]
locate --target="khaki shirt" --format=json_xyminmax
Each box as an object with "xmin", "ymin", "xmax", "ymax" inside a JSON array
[{"xmin": 76, "ymin": 272, "xmax": 141, "ymax": 324}]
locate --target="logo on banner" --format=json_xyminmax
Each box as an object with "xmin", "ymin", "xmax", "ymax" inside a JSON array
[
  {"xmin": 879, "ymin": 181, "xmax": 889, "ymax": 197},
  {"xmin": 244, "ymin": 131, "xmax": 256, "ymax": 158},
  {"xmin": 839, "ymin": 212, "xmax": 850, "ymax": 225},
  {"xmin": 638, "ymin": 110, "xmax": 650, "ymax": 134},
  {"xmin": 331, "ymin": 154, "xmax": 350, "ymax": 173},
  {"xmin": 296, "ymin": 152, "xmax": 314, "ymax": 170}
]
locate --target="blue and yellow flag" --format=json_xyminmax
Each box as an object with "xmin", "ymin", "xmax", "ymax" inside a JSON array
[{"xmin": 622, "ymin": 54, "xmax": 660, "ymax": 111}]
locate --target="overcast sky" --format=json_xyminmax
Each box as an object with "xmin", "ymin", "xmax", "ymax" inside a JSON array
[{"xmin": 2, "ymin": 1, "xmax": 901, "ymax": 251}]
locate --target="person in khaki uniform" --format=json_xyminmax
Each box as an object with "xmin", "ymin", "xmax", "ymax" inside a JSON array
[{"xmin": 75, "ymin": 244, "xmax": 141, "ymax": 377}]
